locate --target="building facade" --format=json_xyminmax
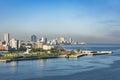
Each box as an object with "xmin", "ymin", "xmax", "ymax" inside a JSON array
[
  {"xmin": 43, "ymin": 45, "xmax": 54, "ymax": 50},
  {"xmin": 31, "ymin": 35, "xmax": 37, "ymax": 42},
  {"xmin": 37, "ymin": 41, "xmax": 44, "ymax": 48},
  {"xmin": 41, "ymin": 37, "xmax": 47, "ymax": 44},
  {"xmin": 0, "ymin": 40, "xmax": 8, "ymax": 51},
  {"xmin": 9, "ymin": 38, "xmax": 17, "ymax": 49},
  {"xmin": 4, "ymin": 33, "xmax": 9, "ymax": 45}
]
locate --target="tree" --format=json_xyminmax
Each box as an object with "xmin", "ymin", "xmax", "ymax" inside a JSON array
[
  {"xmin": 18, "ymin": 46, "xmax": 27, "ymax": 51},
  {"xmin": 77, "ymin": 49, "xmax": 81, "ymax": 53}
]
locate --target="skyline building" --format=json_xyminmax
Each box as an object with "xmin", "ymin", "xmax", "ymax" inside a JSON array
[
  {"xmin": 69, "ymin": 37, "xmax": 72, "ymax": 44},
  {"xmin": 4, "ymin": 33, "xmax": 9, "ymax": 45},
  {"xmin": 9, "ymin": 38, "xmax": 17, "ymax": 49},
  {"xmin": 31, "ymin": 35, "xmax": 37, "ymax": 42},
  {"xmin": 37, "ymin": 40, "xmax": 44, "ymax": 48},
  {"xmin": 41, "ymin": 37, "xmax": 47, "ymax": 44},
  {"xmin": 17, "ymin": 40, "xmax": 21, "ymax": 49},
  {"xmin": 57, "ymin": 37, "xmax": 65, "ymax": 44}
]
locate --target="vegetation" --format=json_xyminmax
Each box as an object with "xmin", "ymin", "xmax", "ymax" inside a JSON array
[
  {"xmin": 17, "ymin": 46, "xmax": 27, "ymax": 52},
  {"xmin": 67, "ymin": 50, "xmax": 76, "ymax": 56},
  {"xmin": 0, "ymin": 47, "xmax": 65, "ymax": 61},
  {"xmin": 31, "ymin": 48, "xmax": 45, "ymax": 52},
  {"xmin": 0, "ymin": 53, "xmax": 19, "ymax": 59},
  {"xmin": 0, "ymin": 52, "xmax": 60, "ymax": 60}
]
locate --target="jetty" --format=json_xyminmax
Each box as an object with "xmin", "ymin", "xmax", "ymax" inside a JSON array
[{"xmin": 68, "ymin": 50, "xmax": 112, "ymax": 58}]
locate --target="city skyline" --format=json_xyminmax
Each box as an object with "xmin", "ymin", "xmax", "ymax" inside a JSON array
[
  {"xmin": 0, "ymin": 33, "xmax": 76, "ymax": 43},
  {"xmin": 0, "ymin": 0, "xmax": 120, "ymax": 43}
]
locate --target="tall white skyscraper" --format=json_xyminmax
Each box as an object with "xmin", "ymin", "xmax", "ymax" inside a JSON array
[
  {"xmin": 69, "ymin": 37, "xmax": 72, "ymax": 44},
  {"xmin": 9, "ymin": 38, "xmax": 17, "ymax": 49},
  {"xmin": 4, "ymin": 33, "xmax": 9, "ymax": 45},
  {"xmin": 41, "ymin": 37, "xmax": 47, "ymax": 44}
]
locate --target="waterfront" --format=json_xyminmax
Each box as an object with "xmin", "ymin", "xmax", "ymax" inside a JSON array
[{"xmin": 0, "ymin": 44, "xmax": 120, "ymax": 80}]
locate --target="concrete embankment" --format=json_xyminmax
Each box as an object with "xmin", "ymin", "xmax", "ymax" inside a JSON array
[
  {"xmin": 68, "ymin": 51, "xmax": 112, "ymax": 58},
  {"xmin": 11, "ymin": 57, "xmax": 57, "ymax": 61},
  {"xmin": 0, "ymin": 57, "xmax": 57, "ymax": 62},
  {"xmin": 0, "ymin": 59, "xmax": 11, "ymax": 62}
]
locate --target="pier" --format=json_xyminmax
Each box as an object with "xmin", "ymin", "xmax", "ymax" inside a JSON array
[{"xmin": 68, "ymin": 50, "xmax": 112, "ymax": 58}]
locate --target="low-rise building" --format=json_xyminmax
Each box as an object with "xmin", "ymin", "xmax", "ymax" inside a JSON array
[
  {"xmin": 0, "ymin": 40, "xmax": 9, "ymax": 51},
  {"xmin": 43, "ymin": 45, "xmax": 54, "ymax": 50},
  {"xmin": 37, "ymin": 41, "xmax": 44, "ymax": 48},
  {"xmin": 25, "ymin": 43, "xmax": 32, "ymax": 48},
  {"xmin": 0, "ymin": 45, "xmax": 8, "ymax": 51}
]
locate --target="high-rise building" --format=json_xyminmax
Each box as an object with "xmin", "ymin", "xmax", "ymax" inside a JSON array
[
  {"xmin": 69, "ymin": 37, "xmax": 72, "ymax": 44},
  {"xmin": 44, "ymin": 37, "xmax": 47, "ymax": 44},
  {"xmin": 41, "ymin": 37, "xmax": 47, "ymax": 44},
  {"xmin": 31, "ymin": 35, "xmax": 37, "ymax": 42},
  {"xmin": 58, "ymin": 37, "xmax": 65, "ymax": 44},
  {"xmin": 50, "ymin": 39, "xmax": 58, "ymax": 45},
  {"xmin": 9, "ymin": 38, "xmax": 17, "ymax": 49},
  {"xmin": 17, "ymin": 40, "xmax": 21, "ymax": 49},
  {"xmin": 0, "ymin": 40, "xmax": 2, "ymax": 45},
  {"xmin": 4, "ymin": 33, "xmax": 9, "ymax": 45}
]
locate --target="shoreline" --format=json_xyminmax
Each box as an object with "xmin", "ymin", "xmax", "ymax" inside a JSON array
[
  {"xmin": 0, "ymin": 57, "xmax": 58, "ymax": 63},
  {"xmin": 0, "ymin": 52, "xmax": 112, "ymax": 63}
]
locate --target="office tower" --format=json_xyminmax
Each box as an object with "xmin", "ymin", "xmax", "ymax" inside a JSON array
[
  {"xmin": 69, "ymin": 37, "xmax": 72, "ymax": 44},
  {"xmin": 44, "ymin": 37, "xmax": 47, "ymax": 44},
  {"xmin": 50, "ymin": 39, "xmax": 58, "ymax": 45},
  {"xmin": 9, "ymin": 38, "xmax": 17, "ymax": 49},
  {"xmin": 0, "ymin": 40, "xmax": 2, "ymax": 45},
  {"xmin": 41, "ymin": 37, "xmax": 47, "ymax": 44},
  {"xmin": 31, "ymin": 35, "xmax": 37, "ymax": 42},
  {"xmin": 4, "ymin": 33, "xmax": 9, "ymax": 45},
  {"xmin": 58, "ymin": 37, "xmax": 65, "ymax": 44},
  {"xmin": 17, "ymin": 40, "xmax": 21, "ymax": 49}
]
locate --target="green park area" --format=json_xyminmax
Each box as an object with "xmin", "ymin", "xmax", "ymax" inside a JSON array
[{"xmin": 0, "ymin": 48, "xmax": 64, "ymax": 60}]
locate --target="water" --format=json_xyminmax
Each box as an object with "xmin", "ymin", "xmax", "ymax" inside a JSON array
[{"xmin": 0, "ymin": 44, "xmax": 120, "ymax": 80}]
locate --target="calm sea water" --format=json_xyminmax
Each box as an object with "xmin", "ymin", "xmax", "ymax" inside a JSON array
[{"xmin": 0, "ymin": 44, "xmax": 120, "ymax": 80}]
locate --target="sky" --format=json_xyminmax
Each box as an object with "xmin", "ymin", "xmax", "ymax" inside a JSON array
[{"xmin": 0, "ymin": 0, "xmax": 120, "ymax": 43}]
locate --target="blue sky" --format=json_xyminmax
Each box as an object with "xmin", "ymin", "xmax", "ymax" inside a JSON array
[{"xmin": 0, "ymin": 0, "xmax": 120, "ymax": 43}]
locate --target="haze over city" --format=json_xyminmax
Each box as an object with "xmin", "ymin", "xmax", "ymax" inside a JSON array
[
  {"xmin": 1, "ymin": 1, "xmax": 120, "ymax": 80},
  {"xmin": 0, "ymin": 0, "xmax": 120, "ymax": 43}
]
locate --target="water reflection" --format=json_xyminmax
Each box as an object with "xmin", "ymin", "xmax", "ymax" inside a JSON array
[
  {"xmin": 67, "ymin": 58, "xmax": 78, "ymax": 61},
  {"xmin": 10, "ymin": 61, "xmax": 19, "ymax": 74},
  {"xmin": 37, "ymin": 59, "xmax": 47, "ymax": 69},
  {"xmin": 10, "ymin": 61, "xmax": 18, "ymax": 67},
  {"xmin": 38, "ymin": 59, "xmax": 47, "ymax": 65}
]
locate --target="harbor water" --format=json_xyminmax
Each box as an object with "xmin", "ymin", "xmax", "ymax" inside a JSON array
[{"xmin": 0, "ymin": 44, "xmax": 120, "ymax": 80}]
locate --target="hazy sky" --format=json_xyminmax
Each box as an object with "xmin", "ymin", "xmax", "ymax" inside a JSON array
[{"xmin": 0, "ymin": 0, "xmax": 120, "ymax": 43}]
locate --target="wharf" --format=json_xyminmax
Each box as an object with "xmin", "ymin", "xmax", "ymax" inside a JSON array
[
  {"xmin": 0, "ymin": 57, "xmax": 57, "ymax": 63},
  {"xmin": 68, "ymin": 51, "xmax": 112, "ymax": 58}
]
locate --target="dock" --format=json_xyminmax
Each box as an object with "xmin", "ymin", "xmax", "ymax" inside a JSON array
[{"xmin": 68, "ymin": 51, "xmax": 112, "ymax": 58}]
